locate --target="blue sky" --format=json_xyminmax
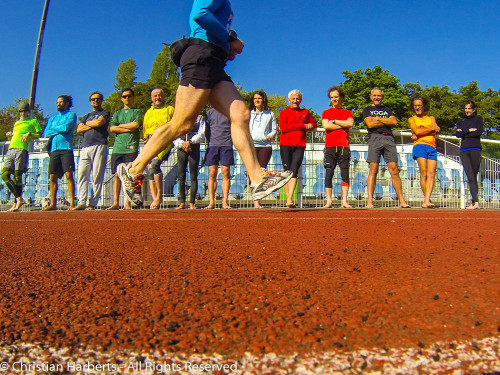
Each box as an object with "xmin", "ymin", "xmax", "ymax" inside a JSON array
[{"xmin": 1, "ymin": 0, "xmax": 499, "ymax": 119}]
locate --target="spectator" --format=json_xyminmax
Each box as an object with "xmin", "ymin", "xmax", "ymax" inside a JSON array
[
  {"xmin": 455, "ymin": 100, "xmax": 484, "ymax": 210},
  {"xmin": 321, "ymin": 86, "xmax": 354, "ymax": 209},
  {"xmin": 204, "ymin": 108, "xmax": 233, "ymax": 209},
  {"xmin": 409, "ymin": 97, "xmax": 440, "ymax": 208},
  {"xmin": 363, "ymin": 88, "xmax": 410, "ymax": 208},
  {"xmin": 143, "ymin": 88, "xmax": 175, "ymax": 209},
  {"xmin": 108, "ymin": 88, "xmax": 143, "ymax": 210},
  {"xmin": 279, "ymin": 89, "xmax": 317, "ymax": 208},
  {"xmin": 1, "ymin": 102, "xmax": 41, "ymax": 212},
  {"xmin": 73, "ymin": 91, "xmax": 110, "ymax": 210},
  {"xmin": 174, "ymin": 115, "xmax": 205, "ymax": 209},
  {"xmin": 42, "ymin": 95, "xmax": 77, "ymax": 211},
  {"xmin": 249, "ymin": 90, "xmax": 277, "ymax": 208}
]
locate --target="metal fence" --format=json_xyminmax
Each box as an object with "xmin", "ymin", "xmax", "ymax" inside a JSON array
[{"xmin": 1, "ymin": 130, "xmax": 499, "ymax": 211}]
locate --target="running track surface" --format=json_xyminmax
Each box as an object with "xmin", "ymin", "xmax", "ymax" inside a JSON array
[{"xmin": 0, "ymin": 209, "xmax": 498, "ymax": 372}]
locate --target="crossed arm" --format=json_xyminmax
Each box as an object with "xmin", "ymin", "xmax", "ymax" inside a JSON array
[
  {"xmin": 322, "ymin": 117, "xmax": 354, "ymax": 131},
  {"xmin": 364, "ymin": 116, "xmax": 398, "ymax": 129},
  {"xmin": 77, "ymin": 116, "xmax": 107, "ymax": 134}
]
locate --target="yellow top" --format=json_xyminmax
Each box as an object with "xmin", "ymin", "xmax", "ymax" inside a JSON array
[
  {"xmin": 412, "ymin": 115, "xmax": 436, "ymax": 148},
  {"xmin": 143, "ymin": 105, "xmax": 174, "ymax": 137},
  {"xmin": 143, "ymin": 104, "xmax": 175, "ymax": 159}
]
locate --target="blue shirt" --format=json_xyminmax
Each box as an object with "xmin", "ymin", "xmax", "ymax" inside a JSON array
[
  {"xmin": 43, "ymin": 110, "xmax": 77, "ymax": 151},
  {"xmin": 189, "ymin": 0, "xmax": 233, "ymax": 52}
]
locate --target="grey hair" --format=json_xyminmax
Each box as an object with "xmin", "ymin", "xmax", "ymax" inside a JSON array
[
  {"xmin": 371, "ymin": 87, "xmax": 384, "ymax": 96},
  {"xmin": 288, "ymin": 89, "xmax": 302, "ymax": 99}
]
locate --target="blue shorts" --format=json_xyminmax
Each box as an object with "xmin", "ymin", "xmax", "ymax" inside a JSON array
[
  {"xmin": 413, "ymin": 144, "xmax": 437, "ymax": 161},
  {"xmin": 204, "ymin": 146, "xmax": 234, "ymax": 166}
]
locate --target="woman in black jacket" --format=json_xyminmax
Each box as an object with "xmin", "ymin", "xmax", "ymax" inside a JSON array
[{"xmin": 455, "ymin": 101, "xmax": 484, "ymax": 210}]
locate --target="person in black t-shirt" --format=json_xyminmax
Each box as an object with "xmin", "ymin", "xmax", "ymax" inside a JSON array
[
  {"xmin": 362, "ymin": 88, "xmax": 410, "ymax": 209},
  {"xmin": 73, "ymin": 91, "xmax": 110, "ymax": 210}
]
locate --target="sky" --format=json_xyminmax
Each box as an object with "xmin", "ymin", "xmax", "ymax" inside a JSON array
[{"xmin": 1, "ymin": 0, "xmax": 499, "ymax": 120}]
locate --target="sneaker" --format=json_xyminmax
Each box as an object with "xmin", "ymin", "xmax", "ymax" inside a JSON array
[
  {"xmin": 250, "ymin": 169, "xmax": 293, "ymax": 201},
  {"xmin": 117, "ymin": 163, "xmax": 144, "ymax": 207}
]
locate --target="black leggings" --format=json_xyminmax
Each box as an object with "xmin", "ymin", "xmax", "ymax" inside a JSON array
[
  {"xmin": 460, "ymin": 149, "xmax": 481, "ymax": 203},
  {"xmin": 280, "ymin": 145, "xmax": 305, "ymax": 178},
  {"xmin": 177, "ymin": 144, "xmax": 201, "ymax": 204},
  {"xmin": 1, "ymin": 168, "xmax": 23, "ymax": 198},
  {"xmin": 324, "ymin": 147, "xmax": 351, "ymax": 188}
]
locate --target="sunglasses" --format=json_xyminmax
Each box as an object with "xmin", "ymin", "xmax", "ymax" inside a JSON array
[
  {"xmin": 121, "ymin": 95, "xmax": 133, "ymax": 99},
  {"xmin": 90, "ymin": 97, "xmax": 102, "ymax": 102}
]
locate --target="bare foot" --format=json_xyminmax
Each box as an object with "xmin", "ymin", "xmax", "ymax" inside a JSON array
[
  {"xmin": 150, "ymin": 201, "xmax": 161, "ymax": 210},
  {"xmin": 341, "ymin": 202, "xmax": 353, "ymax": 209},
  {"xmin": 85, "ymin": 206, "xmax": 95, "ymax": 211},
  {"xmin": 72, "ymin": 204, "xmax": 86, "ymax": 211},
  {"xmin": 43, "ymin": 205, "xmax": 57, "ymax": 211},
  {"xmin": 7, "ymin": 203, "xmax": 18, "ymax": 212},
  {"xmin": 422, "ymin": 202, "xmax": 435, "ymax": 208},
  {"xmin": 399, "ymin": 204, "xmax": 411, "ymax": 208},
  {"xmin": 286, "ymin": 203, "xmax": 297, "ymax": 209},
  {"xmin": 466, "ymin": 203, "xmax": 480, "ymax": 210},
  {"xmin": 176, "ymin": 203, "xmax": 186, "ymax": 210},
  {"xmin": 254, "ymin": 203, "xmax": 264, "ymax": 209},
  {"xmin": 107, "ymin": 204, "xmax": 120, "ymax": 211},
  {"xmin": 123, "ymin": 205, "xmax": 131, "ymax": 210},
  {"xmin": 323, "ymin": 203, "xmax": 332, "ymax": 208},
  {"xmin": 189, "ymin": 203, "xmax": 196, "ymax": 210},
  {"xmin": 222, "ymin": 204, "xmax": 232, "ymax": 209},
  {"xmin": 204, "ymin": 204, "xmax": 215, "ymax": 210},
  {"xmin": 366, "ymin": 203, "xmax": 374, "ymax": 209}
]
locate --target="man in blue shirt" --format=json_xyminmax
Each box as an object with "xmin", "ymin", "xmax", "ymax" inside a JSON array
[
  {"xmin": 42, "ymin": 95, "xmax": 77, "ymax": 210},
  {"xmin": 117, "ymin": 0, "xmax": 292, "ymax": 206}
]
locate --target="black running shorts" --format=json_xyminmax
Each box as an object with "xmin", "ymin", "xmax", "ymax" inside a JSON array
[{"xmin": 179, "ymin": 39, "xmax": 232, "ymax": 89}]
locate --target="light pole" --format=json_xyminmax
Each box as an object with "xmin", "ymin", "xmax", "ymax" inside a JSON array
[{"xmin": 29, "ymin": 0, "xmax": 50, "ymax": 110}]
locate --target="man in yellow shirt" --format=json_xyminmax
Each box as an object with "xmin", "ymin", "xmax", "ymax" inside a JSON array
[{"xmin": 143, "ymin": 88, "xmax": 174, "ymax": 209}]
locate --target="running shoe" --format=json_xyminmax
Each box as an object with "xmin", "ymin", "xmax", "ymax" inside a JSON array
[
  {"xmin": 117, "ymin": 163, "xmax": 144, "ymax": 207},
  {"xmin": 250, "ymin": 169, "xmax": 293, "ymax": 201}
]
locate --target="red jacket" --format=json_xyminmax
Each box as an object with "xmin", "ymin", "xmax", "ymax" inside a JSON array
[{"xmin": 279, "ymin": 107, "xmax": 317, "ymax": 147}]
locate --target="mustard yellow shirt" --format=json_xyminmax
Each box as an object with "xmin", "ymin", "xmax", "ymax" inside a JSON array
[
  {"xmin": 143, "ymin": 104, "xmax": 175, "ymax": 159},
  {"xmin": 143, "ymin": 105, "xmax": 174, "ymax": 138}
]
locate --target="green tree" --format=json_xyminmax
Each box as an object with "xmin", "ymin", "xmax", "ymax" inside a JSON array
[
  {"xmin": 404, "ymin": 83, "xmax": 462, "ymax": 134},
  {"xmin": 458, "ymin": 81, "xmax": 500, "ymax": 136},
  {"xmin": 340, "ymin": 66, "xmax": 408, "ymax": 127},
  {"xmin": 147, "ymin": 44, "xmax": 179, "ymax": 107},
  {"xmin": 0, "ymin": 99, "xmax": 47, "ymax": 141}
]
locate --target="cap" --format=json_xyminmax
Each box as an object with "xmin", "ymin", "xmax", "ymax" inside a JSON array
[{"xmin": 18, "ymin": 102, "xmax": 30, "ymax": 112}]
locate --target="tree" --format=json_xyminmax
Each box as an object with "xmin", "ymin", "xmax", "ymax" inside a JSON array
[
  {"xmin": 147, "ymin": 44, "xmax": 179, "ymax": 107},
  {"xmin": 404, "ymin": 83, "xmax": 462, "ymax": 134},
  {"xmin": 104, "ymin": 46, "xmax": 180, "ymax": 116},
  {"xmin": 0, "ymin": 99, "xmax": 47, "ymax": 141},
  {"xmin": 340, "ymin": 66, "xmax": 409, "ymax": 128},
  {"xmin": 458, "ymin": 81, "xmax": 500, "ymax": 136}
]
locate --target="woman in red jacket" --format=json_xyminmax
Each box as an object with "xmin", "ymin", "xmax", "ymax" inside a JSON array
[{"xmin": 279, "ymin": 90, "xmax": 317, "ymax": 208}]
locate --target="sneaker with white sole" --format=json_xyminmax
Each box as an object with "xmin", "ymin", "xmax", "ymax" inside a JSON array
[
  {"xmin": 117, "ymin": 163, "xmax": 144, "ymax": 207},
  {"xmin": 250, "ymin": 169, "xmax": 293, "ymax": 201}
]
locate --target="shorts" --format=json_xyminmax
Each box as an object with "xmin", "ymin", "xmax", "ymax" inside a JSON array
[
  {"xmin": 413, "ymin": 144, "xmax": 437, "ymax": 160},
  {"xmin": 111, "ymin": 152, "xmax": 138, "ymax": 174},
  {"xmin": 204, "ymin": 146, "xmax": 234, "ymax": 166},
  {"xmin": 179, "ymin": 39, "xmax": 232, "ymax": 89},
  {"xmin": 324, "ymin": 146, "xmax": 351, "ymax": 171},
  {"xmin": 49, "ymin": 150, "xmax": 75, "ymax": 178},
  {"xmin": 367, "ymin": 134, "xmax": 398, "ymax": 164},
  {"xmin": 280, "ymin": 145, "xmax": 305, "ymax": 178},
  {"xmin": 3, "ymin": 149, "xmax": 28, "ymax": 172}
]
